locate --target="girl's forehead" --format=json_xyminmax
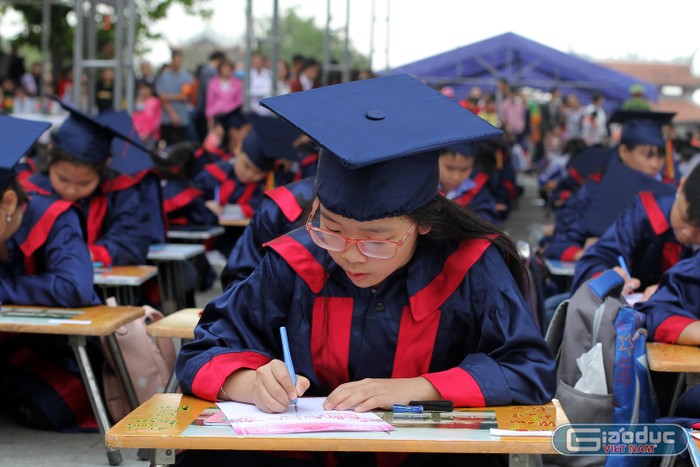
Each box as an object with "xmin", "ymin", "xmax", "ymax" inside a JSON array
[{"xmin": 319, "ymin": 203, "xmax": 408, "ymax": 231}]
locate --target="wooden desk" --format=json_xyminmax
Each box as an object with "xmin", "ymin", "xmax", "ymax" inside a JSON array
[
  {"xmin": 544, "ymin": 259, "xmax": 576, "ymax": 277},
  {"xmin": 647, "ymin": 342, "xmax": 700, "ymax": 419},
  {"xmin": 148, "ymin": 244, "xmax": 205, "ymax": 315},
  {"xmin": 93, "ymin": 265, "xmax": 158, "ymax": 305},
  {"xmin": 146, "ymin": 307, "xmax": 201, "ymax": 340},
  {"xmin": 0, "ymin": 305, "xmax": 144, "ymax": 465},
  {"xmin": 219, "ymin": 217, "xmax": 250, "ymax": 227},
  {"xmin": 167, "ymin": 226, "xmax": 225, "ymax": 241},
  {"xmin": 146, "ymin": 308, "xmax": 202, "ymax": 393},
  {"xmin": 106, "ymin": 394, "xmax": 567, "ymax": 467}
]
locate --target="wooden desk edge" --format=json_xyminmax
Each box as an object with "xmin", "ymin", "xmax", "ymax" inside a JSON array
[
  {"xmin": 0, "ymin": 305, "xmax": 144, "ymax": 336},
  {"xmin": 106, "ymin": 395, "xmax": 565, "ymax": 454},
  {"xmin": 647, "ymin": 342, "xmax": 700, "ymax": 372}
]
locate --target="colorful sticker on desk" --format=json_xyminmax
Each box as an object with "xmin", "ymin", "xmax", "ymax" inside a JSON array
[
  {"xmin": 499, "ymin": 404, "xmax": 556, "ymax": 431},
  {"xmin": 217, "ymin": 397, "xmax": 395, "ymax": 435},
  {"xmin": 381, "ymin": 410, "xmax": 497, "ymax": 430}
]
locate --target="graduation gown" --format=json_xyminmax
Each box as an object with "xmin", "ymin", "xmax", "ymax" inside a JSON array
[
  {"xmin": 571, "ymin": 193, "xmax": 693, "ymax": 292},
  {"xmin": 636, "ymin": 252, "xmax": 700, "ymax": 343},
  {"xmin": 446, "ymin": 172, "xmax": 500, "ymax": 225},
  {"xmin": 193, "ymin": 161, "xmax": 264, "ymax": 218},
  {"xmin": 177, "ymin": 228, "xmax": 556, "ymax": 407},
  {"xmin": 24, "ymin": 171, "xmax": 151, "ymax": 267},
  {"xmin": 0, "ymin": 193, "xmax": 100, "ymax": 307},
  {"xmin": 221, "ymin": 177, "xmax": 315, "ymax": 290},
  {"xmin": 161, "ymin": 178, "xmax": 218, "ymax": 227}
]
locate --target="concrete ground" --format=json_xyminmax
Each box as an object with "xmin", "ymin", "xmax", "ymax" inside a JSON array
[{"xmin": 0, "ymin": 174, "xmax": 548, "ymax": 466}]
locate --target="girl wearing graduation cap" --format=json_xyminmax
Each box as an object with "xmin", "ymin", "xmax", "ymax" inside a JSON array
[
  {"xmin": 176, "ymin": 75, "xmax": 555, "ymax": 466},
  {"xmin": 22, "ymin": 99, "xmax": 152, "ymax": 268},
  {"xmin": 0, "ymin": 115, "xmax": 101, "ymax": 433}
]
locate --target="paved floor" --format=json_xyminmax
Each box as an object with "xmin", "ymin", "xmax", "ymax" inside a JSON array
[{"xmin": 0, "ymin": 174, "xmax": 548, "ymax": 466}]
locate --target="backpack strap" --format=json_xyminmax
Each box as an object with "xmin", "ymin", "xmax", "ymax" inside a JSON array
[{"xmin": 587, "ymin": 269, "xmax": 624, "ymax": 299}]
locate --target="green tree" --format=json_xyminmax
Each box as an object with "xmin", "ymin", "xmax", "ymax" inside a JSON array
[
  {"xmin": 2, "ymin": 0, "xmax": 212, "ymax": 82},
  {"xmin": 258, "ymin": 7, "xmax": 369, "ymax": 72}
]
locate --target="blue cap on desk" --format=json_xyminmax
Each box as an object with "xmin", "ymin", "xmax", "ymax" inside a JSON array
[
  {"xmin": 242, "ymin": 114, "xmax": 302, "ymax": 171},
  {"xmin": 95, "ymin": 110, "xmax": 154, "ymax": 175},
  {"xmin": 260, "ymin": 74, "xmax": 503, "ymax": 221},
  {"xmin": 581, "ymin": 156, "xmax": 675, "ymax": 237},
  {"xmin": 0, "ymin": 115, "xmax": 50, "ymax": 191},
  {"xmin": 51, "ymin": 96, "xmax": 149, "ymax": 164},
  {"xmin": 609, "ymin": 110, "xmax": 675, "ymax": 148}
]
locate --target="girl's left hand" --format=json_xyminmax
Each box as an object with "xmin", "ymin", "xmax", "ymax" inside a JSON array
[{"xmin": 323, "ymin": 377, "xmax": 440, "ymax": 413}]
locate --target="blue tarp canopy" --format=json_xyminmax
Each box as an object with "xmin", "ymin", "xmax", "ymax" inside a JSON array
[{"xmin": 386, "ymin": 32, "xmax": 658, "ymax": 111}]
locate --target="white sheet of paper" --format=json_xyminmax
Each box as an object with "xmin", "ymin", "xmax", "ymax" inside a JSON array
[
  {"xmin": 217, "ymin": 397, "xmax": 395, "ymax": 435},
  {"xmin": 490, "ymin": 428, "xmax": 553, "ymax": 437}
]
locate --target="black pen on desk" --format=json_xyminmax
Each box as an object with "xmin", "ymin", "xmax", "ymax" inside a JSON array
[{"xmin": 279, "ymin": 326, "xmax": 298, "ymax": 412}]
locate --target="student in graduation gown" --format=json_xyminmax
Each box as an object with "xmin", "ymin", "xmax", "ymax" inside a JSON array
[
  {"xmin": 221, "ymin": 176, "xmax": 315, "ymax": 290},
  {"xmin": 0, "ymin": 116, "xmax": 102, "ymax": 433},
  {"xmin": 22, "ymin": 99, "xmax": 151, "ymax": 267},
  {"xmin": 99, "ymin": 110, "xmax": 166, "ymax": 245},
  {"xmin": 545, "ymin": 110, "xmax": 678, "ymax": 263},
  {"xmin": 175, "ymin": 75, "xmax": 556, "ymax": 466},
  {"xmin": 571, "ymin": 163, "xmax": 700, "ymax": 294},
  {"xmin": 439, "ymin": 143, "xmax": 499, "ymax": 225},
  {"xmin": 192, "ymin": 116, "xmax": 300, "ymax": 221}
]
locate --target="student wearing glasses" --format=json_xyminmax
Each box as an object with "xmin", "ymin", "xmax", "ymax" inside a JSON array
[{"xmin": 176, "ymin": 75, "xmax": 555, "ymax": 466}]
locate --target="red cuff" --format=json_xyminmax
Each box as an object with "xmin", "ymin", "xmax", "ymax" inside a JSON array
[
  {"xmin": 561, "ymin": 246, "xmax": 582, "ymax": 262},
  {"xmin": 423, "ymin": 367, "xmax": 485, "ymax": 407},
  {"xmin": 691, "ymin": 422, "xmax": 700, "ymax": 430},
  {"xmin": 89, "ymin": 244, "xmax": 112, "ymax": 268},
  {"xmin": 191, "ymin": 351, "xmax": 271, "ymax": 401},
  {"xmin": 654, "ymin": 316, "xmax": 698, "ymax": 344}
]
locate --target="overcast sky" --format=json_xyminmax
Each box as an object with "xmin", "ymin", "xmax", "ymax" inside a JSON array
[
  {"xmin": 1, "ymin": 0, "xmax": 699, "ymax": 71},
  {"xmin": 141, "ymin": 0, "xmax": 700, "ymax": 71}
]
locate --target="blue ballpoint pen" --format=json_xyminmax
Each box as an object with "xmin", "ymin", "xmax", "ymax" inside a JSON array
[
  {"xmin": 279, "ymin": 326, "xmax": 298, "ymax": 412},
  {"xmin": 618, "ymin": 255, "xmax": 632, "ymax": 292}
]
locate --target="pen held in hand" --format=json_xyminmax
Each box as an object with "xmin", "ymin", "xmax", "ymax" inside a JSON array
[{"xmin": 279, "ymin": 326, "xmax": 298, "ymax": 412}]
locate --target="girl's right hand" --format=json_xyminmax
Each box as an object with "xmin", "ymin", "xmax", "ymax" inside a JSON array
[{"xmin": 253, "ymin": 359, "xmax": 310, "ymax": 413}]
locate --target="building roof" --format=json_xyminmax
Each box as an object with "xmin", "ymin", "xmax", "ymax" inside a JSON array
[
  {"xmin": 656, "ymin": 98, "xmax": 700, "ymax": 123},
  {"xmin": 600, "ymin": 61, "xmax": 700, "ymax": 88}
]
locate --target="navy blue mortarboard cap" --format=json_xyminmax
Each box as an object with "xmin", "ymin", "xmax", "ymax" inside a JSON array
[
  {"xmin": 51, "ymin": 97, "xmax": 149, "ymax": 164},
  {"xmin": 0, "ymin": 115, "xmax": 50, "ymax": 191},
  {"xmin": 242, "ymin": 114, "xmax": 302, "ymax": 171},
  {"xmin": 260, "ymin": 74, "xmax": 503, "ymax": 220},
  {"xmin": 443, "ymin": 142, "xmax": 477, "ymax": 158},
  {"xmin": 96, "ymin": 110, "xmax": 154, "ymax": 175},
  {"xmin": 609, "ymin": 110, "xmax": 675, "ymax": 148},
  {"xmin": 581, "ymin": 157, "xmax": 675, "ymax": 237}
]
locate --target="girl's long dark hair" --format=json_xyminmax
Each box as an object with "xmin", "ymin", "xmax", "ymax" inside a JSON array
[{"xmin": 407, "ymin": 195, "xmax": 529, "ymax": 296}]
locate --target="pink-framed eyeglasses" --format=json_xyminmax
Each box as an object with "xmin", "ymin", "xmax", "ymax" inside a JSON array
[{"xmin": 305, "ymin": 199, "xmax": 417, "ymax": 260}]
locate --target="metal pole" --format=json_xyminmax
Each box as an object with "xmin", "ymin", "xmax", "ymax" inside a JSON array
[
  {"xmin": 125, "ymin": 0, "xmax": 136, "ymax": 113},
  {"xmin": 86, "ymin": 0, "xmax": 97, "ymax": 113},
  {"xmin": 114, "ymin": 0, "xmax": 124, "ymax": 110},
  {"xmin": 243, "ymin": 0, "xmax": 253, "ymax": 112},
  {"xmin": 40, "ymin": 0, "xmax": 51, "ymax": 104},
  {"xmin": 270, "ymin": 0, "xmax": 279, "ymax": 96},
  {"xmin": 385, "ymin": 0, "xmax": 390, "ymax": 72},
  {"xmin": 73, "ymin": 0, "xmax": 84, "ymax": 108},
  {"xmin": 369, "ymin": 0, "xmax": 375, "ymax": 72},
  {"xmin": 342, "ymin": 0, "xmax": 350, "ymax": 83},
  {"xmin": 322, "ymin": 0, "xmax": 331, "ymax": 86}
]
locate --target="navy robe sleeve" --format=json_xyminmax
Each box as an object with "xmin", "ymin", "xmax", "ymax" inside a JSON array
[
  {"xmin": 571, "ymin": 197, "xmax": 649, "ymax": 291},
  {"xmin": 96, "ymin": 186, "xmax": 151, "ymax": 265},
  {"xmin": 455, "ymin": 248, "xmax": 556, "ymax": 405},
  {"xmin": 636, "ymin": 254, "xmax": 700, "ymax": 343},
  {"xmin": 545, "ymin": 179, "xmax": 596, "ymax": 260},
  {"xmin": 0, "ymin": 207, "xmax": 99, "ymax": 307},
  {"xmin": 469, "ymin": 189, "xmax": 500, "ymax": 225}
]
